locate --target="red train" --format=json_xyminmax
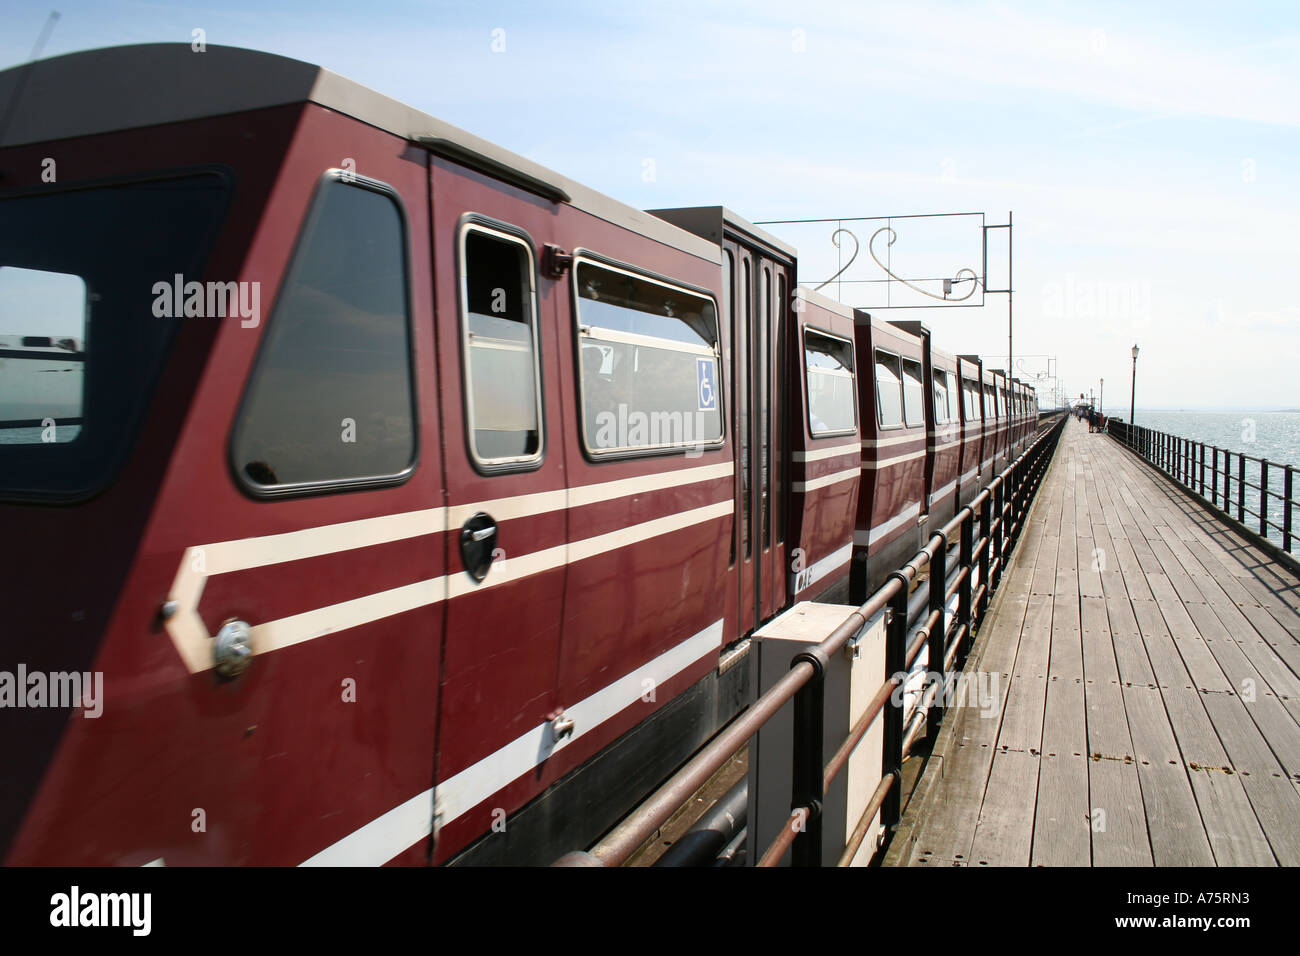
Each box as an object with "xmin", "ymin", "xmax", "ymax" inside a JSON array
[{"xmin": 0, "ymin": 44, "xmax": 1038, "ymax": 865}]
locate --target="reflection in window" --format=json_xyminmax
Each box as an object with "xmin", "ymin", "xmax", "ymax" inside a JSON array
[
  {"xmin": 232, "ymin": 176, "xmax": 414, "ymax": 489},
  {"xmin": 462, "ymin": 228, "xmax": 541, "ymax": 465},
  {"xmin": 874, "ymin": 350, "xmax": 903, "ymax": 428},
  {"xmin": 575, "ymin": 260, "xmax": 722, "ymax": 455},
  {"xmin": 963, "ymin": 379, "xmax": 980, "ymax": 421},
  {"xmin": 0, "ymin": 267, "xmax": 86, "ymax": 444},
  {"xmin": 902, "ymin": 358, "xmax": 925, "ymax": 427},
  {"xmin": 932, "ymin": 369, "xmax": 950, "ymax": 425},
  {"xmin": 804, "ymin": 329, "xmax": 855, "ymax": 436}
]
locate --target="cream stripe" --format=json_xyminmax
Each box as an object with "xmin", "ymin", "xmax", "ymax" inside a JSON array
[
  {"xmin": 200, "ymin": 508, "xmax": 446, "ymax": 576},
  {"xmin": 792, "ymin": 467, "xmax": 858, "ymax": 493},
  {"xmin": 860, "ymin": 449, "xmax": 925, "ymax": 470},
  {"xmin": 792, "ymin": 442, "xmax": 860, "ymax": 463},
  {"xmin": 300, "ymin": 618, "xmax": 726, "ymax": 866},
  {"xmin": 853, "ymin": 502, "xmax": 922, "ymax": 545},
  {"xmin": 861, "ymin": 434, "xmax": 922, "ymax": 449}
]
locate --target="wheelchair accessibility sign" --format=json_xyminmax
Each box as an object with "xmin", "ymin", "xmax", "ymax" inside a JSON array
[{"xmin": 697, "ymin": 358, "xmax": 717, "ymax": 412}]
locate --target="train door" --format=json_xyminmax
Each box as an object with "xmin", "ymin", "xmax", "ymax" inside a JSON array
[
  {"xmin": 427, "ymin": 163, "xmax": 568, "ymax": 862},
  {"xmin": 724, "ymin": 239, "xmax": 790, "ymax": 633}
]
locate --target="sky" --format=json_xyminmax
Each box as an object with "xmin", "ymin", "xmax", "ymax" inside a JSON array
[{"xmin": 4, "ymin": 0, "xmax": 1298, "ymax": 410}]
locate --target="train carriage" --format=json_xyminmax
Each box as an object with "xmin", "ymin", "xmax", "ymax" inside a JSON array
[
  {"xmin": 0, "ymin": 42, "xmax": 1034, "ymax": 867},
  {"xmin": 849, "ymin": 315, "xmax": 926, "ymax": 603},
  {"xmin": 955, "ymin": 354, "xmax": 985, "ymax": 510}
]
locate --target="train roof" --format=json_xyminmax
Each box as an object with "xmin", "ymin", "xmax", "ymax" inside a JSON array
[
  {"xmin": 792, "ymin": 284, "xmax": 855, "ymax": 320},
  {"xmin": 0, "ymin": 43, "xmax": 719, "ymax": 264},
  {"xmin": 648, "ymin": 206, "xmax": 798, "ymax": 261}
]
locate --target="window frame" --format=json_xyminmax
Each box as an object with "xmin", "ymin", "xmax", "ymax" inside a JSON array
[
  {"xmin": 801, "ymin": 325, "xmax": 857, "ymax": 439},
  {"xmin": 456, "ymin": 214, "xmax": 546, "ymax": 475},
  {"xmin": 228, "ymin": 168, "xmax": 419, "ymax": 500},
  {"xmin": 873, "ymin": 347, "xmax": 906, "ymax": 431},
  {"xmin": 569, "ymin": 249, "xmax": 725, "ymax": 461},
  {"xmin": 931, "ymin": 367, "xmax": 952, "ymax": 426}
]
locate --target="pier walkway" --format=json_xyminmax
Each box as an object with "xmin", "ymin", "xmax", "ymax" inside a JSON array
[{"xmin": 886, "ymin": 416, "xmax": 1300, "ymax": 866}]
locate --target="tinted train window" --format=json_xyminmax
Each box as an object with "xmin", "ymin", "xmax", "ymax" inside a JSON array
[
  {"xmin": 984, "ymin": 384, "xmax": 997, "ymax": 419},
  {"xmin": 874, "ymin": 350, "xmax": 903, "ymax": 428},
  {"xmin": 932, "ymin": 369, "xmax": 950, "ymax": 425},
  {"xmin": 460, "ymin": 226, "xmax": 542, "ymax": 467},
  {"xmin": 963, "ymin": 378, "xmax": 980, "ymax": 421},
  {"xmin": 231, "ymin": 175, "xmax": 415, "ymax": 493},
  {"xmin": 804, "ymin": 329, "xmax": 855, "ymax": 436},
  {"xmin": 0, "ymin": 267, "xmax": 87, "ymax": 444},
  {"xmin": 575, "ymin": 260, "xmax": 722, "ymax": 455},
  {"xmin": 902, "ymin": 358, "xmax": 925, "ymax": 427},
  {"xmin": 1, "ymin": 172, "xmax": 230, "ymax": 502}
]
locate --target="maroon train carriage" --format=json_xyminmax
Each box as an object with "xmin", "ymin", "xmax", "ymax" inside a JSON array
[
  {"xmin": 0, "ymin": 44, "xmax": 761, "ymax": 867},
  {"xmin": 955, "ymin": 354, "xmax": 985, "ymax": 511},
  {"xmin": 0, "ymin": 43, "xmax": 1026, "ymax": 867},
  {"xmin": 849, "ymin": 314, "xmax": 926, "ymax": 603},
  {"xmin": 786, "ymin": 287, "xmax": 859, "ymax": 605},
  {"xmin": 889, "ymin": 320, "xmax": 960, "ymax": 536}
]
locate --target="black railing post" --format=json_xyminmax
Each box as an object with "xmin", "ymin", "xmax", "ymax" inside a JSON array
[
  {"xmin": 789, "ymin": 645, "xmax": 828, "ymax": 866},
  {"xmin": 1238, "ymin": 453, "xmax": 1246, "ymax": 523},
  {"xmin": 992, "ymin": 480, "xmax": 1005, "ymax": 592},
  {"xmin": 959, "ymin": 511, "xmax": 974, "ymax": 658},
  {"xmin": 978, "ymin": 493, "xmax": 992, "ymax": 621},
  {"xmin": 1211, "ymin": 446, "xmax": 1218, "ymax": 507},
  {"xmin": 927, "ymin": 532, "xmax": 948, "ymax": 746},
  {"xmin": 882, "ymin": 573, "xmax": 909, "ymax": 830},
  {"xmin": 1199, "ymin": 442, "xmax": 1205, "ymax": 497},
  {"xmin": 1260, "ymin": 460, "xmax": 1269, "ymax": 538},
  {"xmin": 1224, "ymin": 448, "xmax": 1230, "ymax": 509},
  {"xmin": 1285, "ymin": 466, "xmax": 1294, "ymax": 553}
]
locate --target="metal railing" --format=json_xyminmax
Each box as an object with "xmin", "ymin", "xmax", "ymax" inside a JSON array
[
  {"xmin": 1107, "ymin": 420, "xmax": 1297, "ymax": 557},
  {"xmin": 554, "ymin": 413, "xmax": 1067, "ymax": 867}
]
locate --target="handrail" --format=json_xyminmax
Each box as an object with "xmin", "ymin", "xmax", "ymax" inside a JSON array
[
  {"xmin": 555, "ymin": 411, "xmax": 1067, "ymax": 867},
  {"xmin": 1106, "ymin": 419, "xmax": 1297, "ymax": 558}
]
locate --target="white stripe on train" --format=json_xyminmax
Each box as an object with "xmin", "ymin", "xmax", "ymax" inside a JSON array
[
  {"xmin": 300, "ymin": 617, "xmax": 726, "ymax": 866},
  {"xmin": 163, "ymin": 461, "xmax": 734, "ymax": 674}
]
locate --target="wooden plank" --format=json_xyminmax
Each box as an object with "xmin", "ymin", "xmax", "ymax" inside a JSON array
[
  {"xmin": 1088, "ymin": 757, "xmax": 1153, "ymax": 866},
  {"xmin": 1186, "ymin": 768, "xmax": 1276, "ymax": 866},
  {"xmin": 1031, "ymin": 753, "xmax": 1091, "ymax": 865},
  {"xmin": 1199, "ymin": 693, "xmax": 1300, "ymax": 865},
  {"xmin": 969, "ymin": 749, "xmax": 1039, "ymax": 865},
  {"xmin": 996, "ymin": 601, "xmax": 1051, "ymax": 753},
  {"xmin": 1121, "ymin": 683, "xmax": 1215, "ymax": 865}
]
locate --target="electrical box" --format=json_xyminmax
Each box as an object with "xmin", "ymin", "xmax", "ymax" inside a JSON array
[{"xmin": 747, "ymin": 601, "xmax": 886, "ymax": 866}]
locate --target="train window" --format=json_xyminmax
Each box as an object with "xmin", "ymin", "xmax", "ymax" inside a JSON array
[
  {"xmin": 963, "ymin": 378, "xmax": 980, "ymax": 421},
  {"xmin": 574, "ymin": 259, "xmax": 723, "ymax": 456},
  {"xmin": 231, "ymin": 173, "xmax": 415, "ymax": 494},
  {"xmin": 902, "ymin": 358, "xmax": 925, "ymax": 427},
  {"xmin": 932, "ymin": 369, "xmax": 951, "ymax": 425},
  {"xmin": 0, "ymin": 267, "xmax": 86, "ymax": 445},
  {"xmin": 803, "ymin": 329, "xmax": 855, "ymax": 436},
  {"xmin": 1, "ymin": 171, "xmax": 230, "ymax": 502},
  {"xmin": 874, "ymin": 350, "xmax": 904, "ymax": 428},
  {"xmin": 460, "ymin": 224, "xmax": 542, "ymax": 468},
  {"xmin": 984, "ymin": 383, "xmax": 997, "ymax": 419}
]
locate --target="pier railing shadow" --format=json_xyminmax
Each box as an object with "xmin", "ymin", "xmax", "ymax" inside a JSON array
[{"xmin": 1106, "ymin": 420, "xmax": 1299, "ymax": 580}]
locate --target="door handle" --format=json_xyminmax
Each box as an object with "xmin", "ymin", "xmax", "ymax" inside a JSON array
[{"xmin": 460, "ymin": 512, "xmax": 499, "ymax": 582}]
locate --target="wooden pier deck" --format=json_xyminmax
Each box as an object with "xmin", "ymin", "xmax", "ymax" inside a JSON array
[{"xmin": 886, "ymin": 416, "xmax": 1300, "ymax": 866}]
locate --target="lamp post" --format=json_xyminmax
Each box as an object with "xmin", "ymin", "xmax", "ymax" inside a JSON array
[
  {"xmin": 1100, "ymin": 378, "xmax": 1104, "ymax": 417},
  {"xmin": 1130, "ymin": 344, "xmax": 1139, "ymax": 447}
]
